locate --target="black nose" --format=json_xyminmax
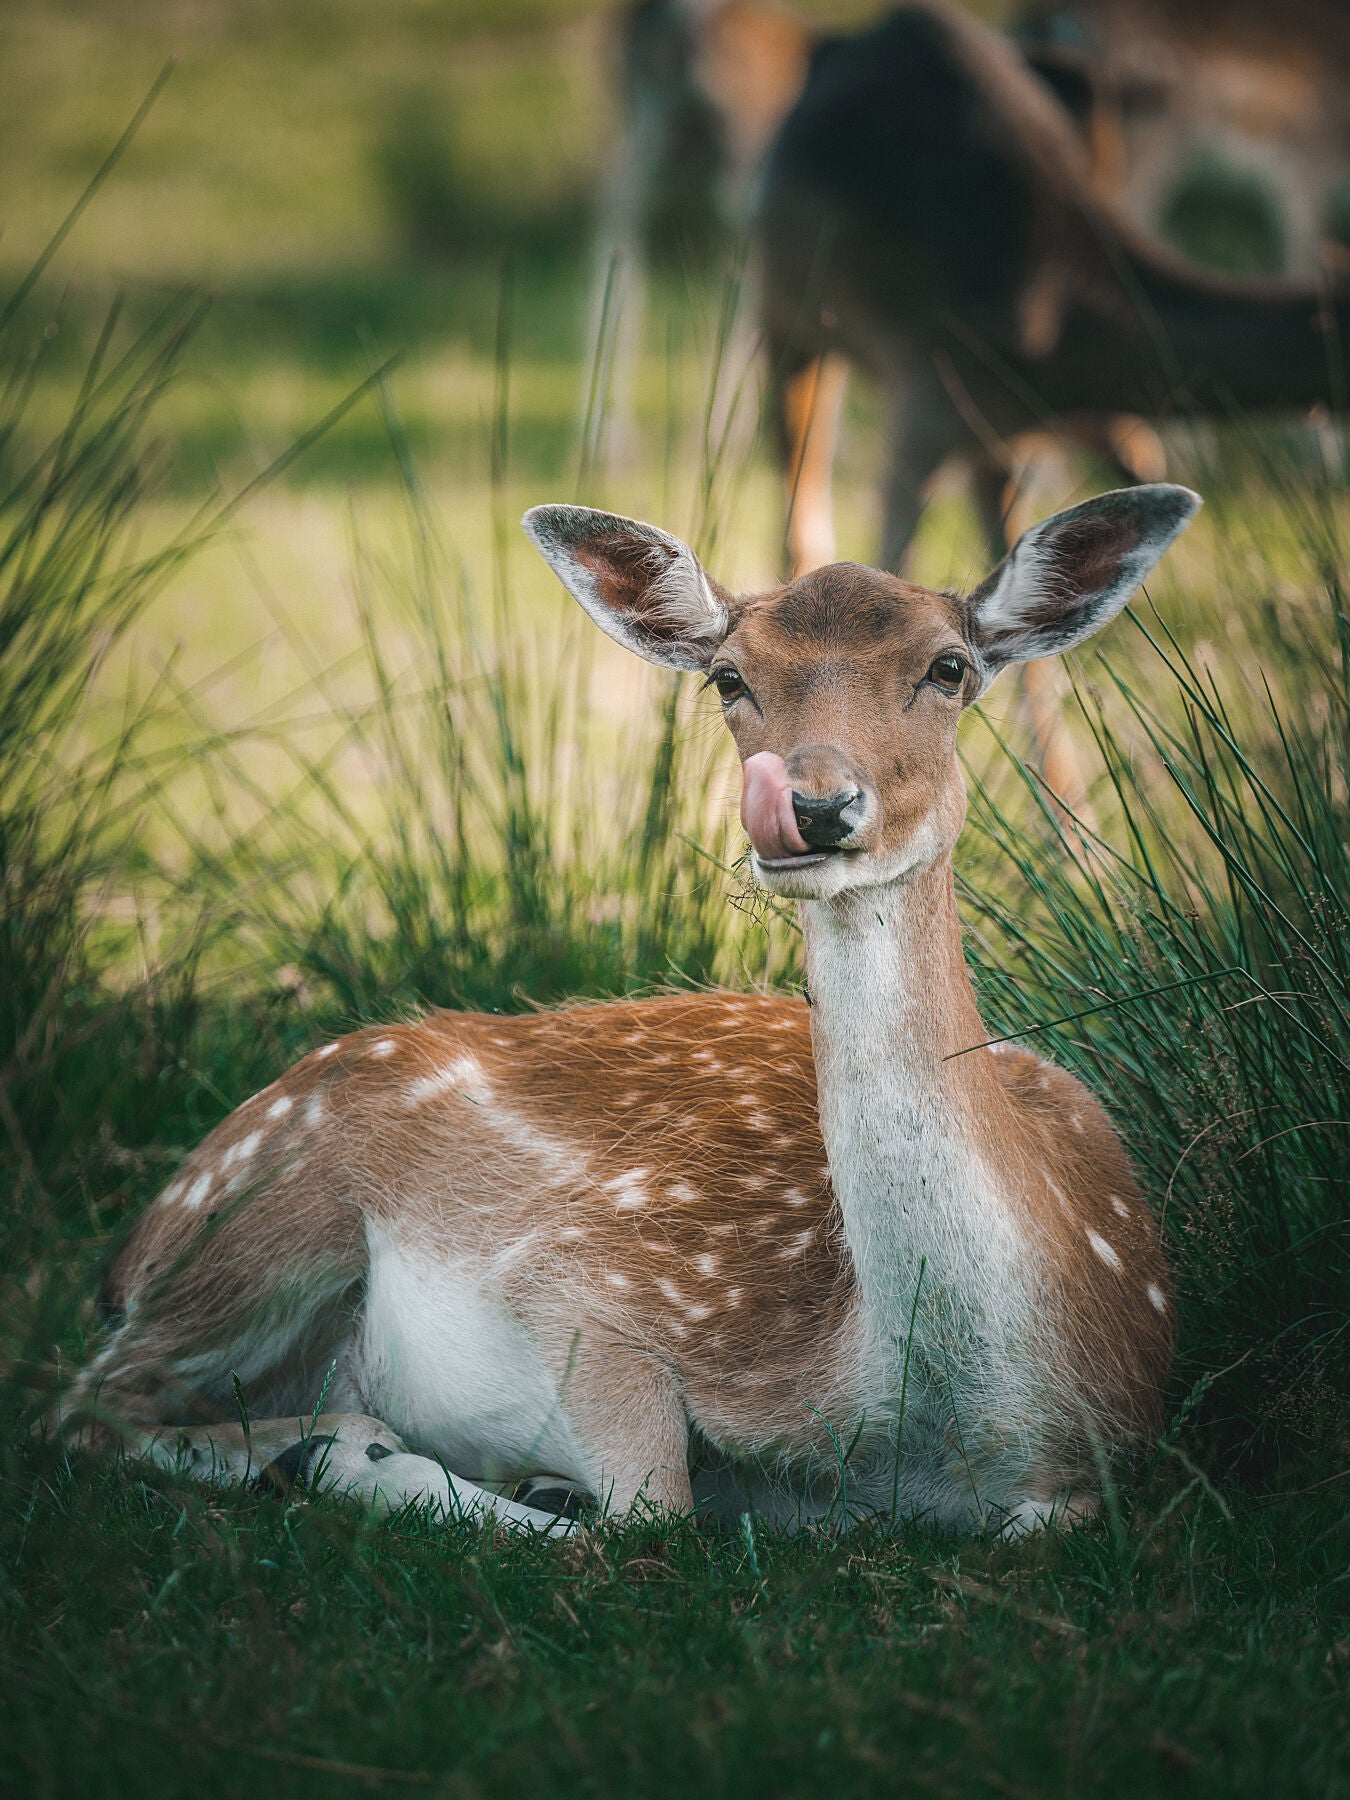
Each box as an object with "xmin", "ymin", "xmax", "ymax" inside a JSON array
[{"xmin": 791, "ymin": 787, "xmax": 862, "ymax": 848}]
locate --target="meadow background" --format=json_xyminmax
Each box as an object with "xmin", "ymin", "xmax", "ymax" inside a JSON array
[{"xmin": 2, "ymin": 0, "xmax": 1348, "ymax": 1793}]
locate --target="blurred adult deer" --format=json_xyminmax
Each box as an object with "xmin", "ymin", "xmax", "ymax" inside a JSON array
[
  {"xmin": 758, "ymin": 0, "xmax": 1347, "ymax": 801},
  {"xmin": 585, "ymin": 0, "xmax": 813, "ymax": 464},
  {"xmin": 64, "ymin": 480, "xmax": 1196, "ymax": 1536},
  {"xmin": 758, "ymin": 0, "xmax": 1349, "ymax": 582}
]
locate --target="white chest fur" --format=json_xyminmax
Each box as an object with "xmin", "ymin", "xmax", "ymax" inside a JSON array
[{"xmin": 803, "ymin": 880, "xmax": 1048, "ymax": 1524}]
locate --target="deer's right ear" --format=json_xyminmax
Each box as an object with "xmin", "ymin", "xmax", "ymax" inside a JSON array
[
  {"xmin": 522, "ymin": 505, "xmax": 730, "ymax": 671},
  {"xmin": 968, "ymin": 484, "xmax": 1201, "ymax": 681}
]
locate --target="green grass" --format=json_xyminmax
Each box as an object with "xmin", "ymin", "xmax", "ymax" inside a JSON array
[
  {"xmin": 2, "ymin": 35, "xmax": 1350, "ymax": 1791},
  {"xmin": 4, "ymin": 1447, "xmax": 1347, "ymax": 1798}
]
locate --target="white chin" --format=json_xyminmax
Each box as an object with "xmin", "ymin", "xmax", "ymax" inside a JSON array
[
  {"xmin": 752, "ymin": 829, "xmax": 944, "ymax": 899},
  {"xmin": 751, "ymin": 851, "xmax": 865, "ymax": 900}
]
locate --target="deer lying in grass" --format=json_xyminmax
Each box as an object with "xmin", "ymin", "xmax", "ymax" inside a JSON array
[{"xmin": 64, "ymin": 482, "xmax": 1197, "ymax": 1537}]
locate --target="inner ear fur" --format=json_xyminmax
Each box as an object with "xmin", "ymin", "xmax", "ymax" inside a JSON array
[
  {"xmin": 969, "ymin": 484, "xmax": 1201, "ymax": 678},
  {"xmin": 523, "ymin": 504, "xmax": 730, "ymax": 671}
]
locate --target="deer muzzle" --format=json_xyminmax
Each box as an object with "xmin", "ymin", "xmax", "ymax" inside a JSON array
[{"xmin": 741, "ymin": 751, "xmax": 869, "ymax": 867}]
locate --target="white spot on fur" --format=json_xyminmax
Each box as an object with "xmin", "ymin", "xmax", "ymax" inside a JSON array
[
  {"xmin": 685, "ymin": 1302, "xmax": 713, "ymax": 1322},
  {"xmin": 304, "ymin": 1093, "xmax": 326, "ymax": 1128},
  {"xmin": 606, "ymin": 1271, "xmax": 630, "ymax": 1289},
  {"xmin": 657, "ymin": 1279, "xmax": 686, "ymax": 1307},
  {"xmin": 784, "ymin": 1187, "xmax": 811, "ymax": 1207},
  {"xmin": 1146, "ymin": 1283, "xmax": 1167, "ymax": 1313},
  {"xmin": 695, "ymin": 1253, "xmax": 719, "ymax": 1277},
  {"xmin": 667, "ymin": 1181, "xmax": 699, "ymax": 1203},
  {"xmin": 315, "ymin": 1042, "xmax": 339, "ymax": 1059},
  {"xmin": 724, "ymin": 1287, "xmax": 742, "ymax": 1307},
  {"xmin": 620, "ymin": 1090, "xmax": 642, "ymax": 1106},
  {"xmin": 404, "ymin": 1053, "xmax": 489, "ymax": 1109},
  {"xmin": 161, "ymin": 1179, "xmax": 184, "ymax": 1206},
  {"xmin": 741, "ymin": 1174, "xmax": 765, "ymax": 1191},
  {"xmin": 559, "ymin": 1225, "xmax": 583, "ymax": 1241},
  {"xmin": 1071, "ymin": 1114, "xmax": 1084, "ymax": 1133},
  {"xmin": 183, "ymin": 1174, "xmax": 212, "ymax": 1210},
  {"xmin": 225, "ymin": 1133, "xmax": 265, "ymax": 1195},
  {"xmin": 222, "ymin": 1131, "xmax": 262, "ymax": 1172},
  {"xmin": 652, "ymin": 1053, "xmax": 673, "ymax": 1066},
  {"xmin": 1110, "ymin": 1195, "xmax": 1130, "ymax": 1219},
  {"xmin": 605, "ymin": 1170, "xmax": 650, "ymax": 1210},
  {"xmin": 1087, "ymin": 1229, "xmax": 1122, "ymax": 1272},
  {"xmin": 371, "ymin": 1038, "xmax": 397, "ymax": 1058},
  {"xmin": 749, "ymin": 1112, "xmax": 773, "ymax": 1131},
  {"xmin": 267, "ymin": 1095, "xmax": 293, "ymax": 1120},
  {"xmin": 778, "ymin": 1229, "xmax": 815, "ymax": 1260}
]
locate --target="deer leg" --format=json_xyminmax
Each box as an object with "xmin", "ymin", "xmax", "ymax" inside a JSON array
[
  {"xmin": 969, "ymin": 447, "xmax": 1022, "ymax": 560},
  {"xmin": 1096, "ymin": 414, "xmax": 1167, "ymax": 487},
  {"xmin": 1019, "ymin": 656, "xmax": 1093, "ymax": 816},
  {"xmin": 553, "ymin": 1340, "xmax": 694, "ymax": 1519},
  {"xmin": 878, "ymin": 385, "xmax": 965, "ymax": 573},
  {"xmin": 128, "ymin": 1413, "xmax": 576, "ymax": 1536},
  {"xmin": 968, "ymin": 446, "xmax": 1093, "ymax": 813},
  {"xmin": 779, "ymin": 352, "xmax": 848, "ymax": 576}
]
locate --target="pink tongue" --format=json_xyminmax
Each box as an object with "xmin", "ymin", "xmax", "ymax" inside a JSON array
[{"xmin": 740, "ymin": 752, "xmax": 811, "ymax": 859}]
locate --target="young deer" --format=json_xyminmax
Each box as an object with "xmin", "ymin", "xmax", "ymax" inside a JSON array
[{"xmin": 66, "ymin": 482, "xmax": 1197, "ymax": 1537}]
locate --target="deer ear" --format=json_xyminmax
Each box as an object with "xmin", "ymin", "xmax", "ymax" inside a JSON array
[
  {"xmin": 969, "ymin": 485, "xmax": 1201, "ymax": 679},
  {"xmin": 522, "ymin": 505, "xmax": 730, "ymax": 671}
]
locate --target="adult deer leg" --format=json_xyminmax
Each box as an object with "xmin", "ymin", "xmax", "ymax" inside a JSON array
[
  {"xmin": 1096, "ymin": 414, "xmax": 1167, "ymax": 486},
  {"xmin": 779, "ymin": 352, "xmax": 848, "ymax": 576},
  {"xmin": 878, "ymin": 383, "xmax": 967, "ymax": 574},
  {"xmin": 971, "ymin": 445, "xmax": 1092, "ymax": 814},
  {"xmin": 550, "ymin": 1336, "xmax": 694, "ymax": 1518}
]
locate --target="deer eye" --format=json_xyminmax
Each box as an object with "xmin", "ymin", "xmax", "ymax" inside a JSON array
[
  {"xmin": 925, "ymin": 653, "xmax": 968, "ymax": 693},
  {"xmin": 712, "ymin": 666, "xmax": 746, "ymax": 702}
]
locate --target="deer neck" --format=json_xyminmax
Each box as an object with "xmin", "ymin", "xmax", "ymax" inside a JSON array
[{"xmin": 800, "ymin": 856, "xmax": 1029, "ymax": 1376}]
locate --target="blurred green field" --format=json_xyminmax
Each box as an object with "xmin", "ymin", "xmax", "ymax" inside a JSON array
[
  {"xmin": 0, "ymin": 0, "xmax": 996, "ymax": 696},
  {"xmin": 3, "ymin": 4, "xmax": 1349, "ymax": 1795}
]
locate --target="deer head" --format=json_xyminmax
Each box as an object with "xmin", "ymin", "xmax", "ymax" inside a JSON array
[{"xmin": 524, "ymin": 485, "xmax": 1199, "ymax": 899}]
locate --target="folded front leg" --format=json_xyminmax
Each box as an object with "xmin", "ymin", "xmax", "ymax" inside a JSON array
[{"xmin": 132, "ymin": 1412, "xmax": 574, "ymax": 1536}]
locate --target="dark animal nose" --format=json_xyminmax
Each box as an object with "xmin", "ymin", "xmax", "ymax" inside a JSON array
[{"xmin": 791, "ymin": 787, "xmax": 862, "ymax": 848}]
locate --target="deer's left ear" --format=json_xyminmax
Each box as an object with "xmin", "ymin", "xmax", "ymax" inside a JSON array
[
  {"xmin": 968, "ymin": 485, "xmax": 1201, "ymax": 681},
  {"xmin": 523, "ymin": 504, "xmax": 730, "ymax": 671}
]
